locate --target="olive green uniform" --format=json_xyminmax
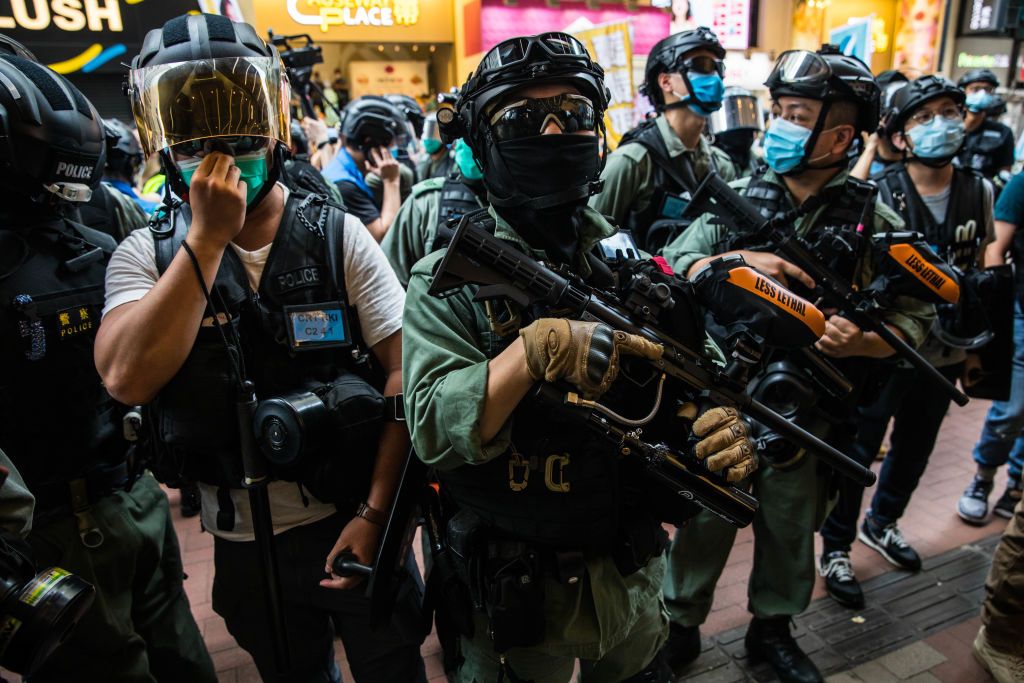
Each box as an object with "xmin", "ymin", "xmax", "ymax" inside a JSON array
[
  {"xmin": 402, "ymin": 207, "xmax": 668, "ymax": 682},
  {"xmin": 660, "ymin": 168, "xmax": 934, "ymax": 625},
  {"xmin": 367, "ymin": 163, "xmax": 415, "ymax": 206},
  {"xmin": 589, "ymin": 115, "xmax": 735, "ymax": 224},
  {"xmin": 381, "ymin": 176, "xmax": 484, "ymax": 287}
]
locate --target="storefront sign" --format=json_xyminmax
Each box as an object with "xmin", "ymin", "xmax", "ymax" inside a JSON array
[
  {"xmin": 286, "ymin": 0, "xmax": 419, "ymax": 30},
  {"xmin": 688, "ymin": 0, "xmax": 752, "ymax": 51},
  {"xmin": 349, "ymin": 59, "xmax": 428, "ymax": 98},
  {"xmin": 951, "ymin": 36, "xmax": 1013, "ymax": 84},
  {"xmin": 829, "ymin": 17, "xmax": 873, "ymax": 63},
  {"xmin": 572, "ymin": 20, "xmax": 633, "ymax": 148},
  {"xmin": 960, "ymin": 0, "xmax": 1008, "ymax": 34}
]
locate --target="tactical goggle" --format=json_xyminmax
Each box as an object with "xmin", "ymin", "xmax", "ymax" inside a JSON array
[
  {"xmin": 674, "ymin": 56, "xmax": 725, "ymax": 77},
  {"xmin": 170, "ymin": 135, "xmax": 271, "ymax": 158},
  {"xmin": 478, "ymin": 33, "xmax": 591, "ymax": 75},
  {"xmin": 488, "ymin": 94, "xmax": 597, "ymax": 142}
]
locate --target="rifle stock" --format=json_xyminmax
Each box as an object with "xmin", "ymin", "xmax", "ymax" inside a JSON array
[
  {"xmin": 686, "ymin": 172, "xmax": 969, "ymax": 407},
  {"xmin": 428, "ymin": 213, "xmax": 877, "ymax": 504}
]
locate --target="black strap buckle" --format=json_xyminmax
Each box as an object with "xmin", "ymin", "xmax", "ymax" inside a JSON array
[{"xmin": 385, "ymin": 394, "xmax": 406, "ymax": 422}]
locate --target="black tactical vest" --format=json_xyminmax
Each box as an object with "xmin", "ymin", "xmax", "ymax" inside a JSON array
[
  {"xmin": 147, "ymin": 190, "xmax": 371, "ymax": 488},
  {"xmin": 958, "ymin": 120, "xmax": 1013, "ymax": 180},
  {"xmin": 874, "ymin": 163, "xmax": 987, "ymax": 271},
  {"xmin": 619, "ymin": 119, "xmax": 715, "ymax": 253},
  {"xmin": 0, "ymin": 218, "xmax": 121, "ymax": 490},
  {"xmin": 427, "ymin": 174, "xmax": 483, "ymax": 252},
  {"xmin": 434, "ymin": 213, "xmax": 689, "ymax": 551}
]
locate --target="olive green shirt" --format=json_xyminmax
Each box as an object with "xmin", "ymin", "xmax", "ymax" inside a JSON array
[
  {"xmin": 381, "ymin": 176, "xmax": 484, "ymax": 288},
  {"xmin": 661, "ymin": 168, "xmax": 935, "ymax": 348},
  {"xmin": 367, "ymin": 163, "xmax": 415, "ymax": 206},
  {"xmin": 590, "ymin": 115, "xmax": 736, "ymax": 225},
  {"xmin": 402, "ymin": 205, "xmax": 666, "ymax": 659}
]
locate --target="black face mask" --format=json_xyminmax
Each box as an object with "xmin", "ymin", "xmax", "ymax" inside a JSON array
[{"xmin": 489, "ymin": 134, "xmax": 601, "ymax": 210}]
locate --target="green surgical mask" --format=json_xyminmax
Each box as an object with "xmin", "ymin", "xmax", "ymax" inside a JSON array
[
  {"xmin": 177, "ymin": 151, "xmax": 270, "ymax": 206},
  {"xmin": 454, "ymin": 139, "xmax": 483, "ymax": 181},
  {"xmin": 423, "ymin": 138, "xmax": 444, "ymax": 154}
]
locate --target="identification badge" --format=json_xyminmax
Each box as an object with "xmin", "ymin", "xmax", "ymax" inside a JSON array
[
  {"xmin": 56, "ymin": 305, "xmax": 96, "ymax": 341},
  {"xmin": 285, "ymin": 302, "xmax": 350, "ymax": 351},
  {"xmin": 660, "ymin": 194, "xmax": 690, "ymax": 220}
]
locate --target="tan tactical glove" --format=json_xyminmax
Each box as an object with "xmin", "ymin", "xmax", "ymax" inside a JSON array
[
  {"xmin": 679, "ymin": 404, "xmax": 758, "ymax": 482},
  {"xmin": 519, "ymin": 318, "xmax": 663, "ymax": 399}
]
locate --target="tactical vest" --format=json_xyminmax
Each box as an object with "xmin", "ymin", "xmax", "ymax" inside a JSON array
[
  {"xmin": 434, "ymin": 212, "xmax": 682, "ymax": 551},
  {"xmin": 874, "ymin": 163, "xmax": 986, "ymax": 271},
  {"xmin": 147, "ymin": 189, "xmax": 373, "ymax": 489},
  {"xmin": 427, "ymin": 174, "xmax": 483, "ymax": 252},
  {"xmin": 0, "ymin": 218, "xmax": 121, "ymax": 490},
  {"xmin": 619, "ymin": 119, "xmax": 716, "ymax": 253},
  {"xmin": 958, "ymin": 120, "xmax": 1011, "ymax": 179}
]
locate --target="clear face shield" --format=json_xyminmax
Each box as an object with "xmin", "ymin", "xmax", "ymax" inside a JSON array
[
  {"xmin": 128, "ymin": 56, "xmax": 291, "ymax": 157},
  {"xmin": 708, "ymin": 94, "xmax": 765, "ymax": 135}
]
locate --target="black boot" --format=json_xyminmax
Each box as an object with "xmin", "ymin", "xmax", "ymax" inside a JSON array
[
  {"xmin": 658, "ymin": 622, "xmax": 701, "ymax": 675},
  {"xmin": 744, "ymin": 616, "xmax": 822, "ymax": 683},
  {"xmin": 620, "ymin": 649, "xmax": 673, "ymax": 682}
]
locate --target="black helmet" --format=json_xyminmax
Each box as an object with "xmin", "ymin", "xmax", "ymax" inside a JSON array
[
  {"xmin": 385, "ymin": 94, "xmax": 425, "ymax": 138},
  {"xmin": 709, "ymin": 86, "xmax": 764, "ymax": 135},
  {"xmin": 102, "ymin": 118, "xmax": 143, "ymax": 179},
  {"xmin": 128, "ymin": 14, "xmax": 290, "ymax": 203},
  {"xmin": 339, "ymin": 96, "xmax": 407, "ymax": 153},
  {"xmin": 957, "ymin": 68, "xmax": 999, "ymax": 89},
  {"xmin": 289, "ymin": 119, "xmax": 309, "ymax": 156},
  {"xmin": 0, "ymin": 54, "xmax": 104, "ymax": 203},
  {"xmin": 766, "ymin": 45, "xmax": 880, "ymax": 133},
  {"xmin": 642, "ymin": 27, "xmax": 725, "ymax": 109},
  {"xmin": 439, "ymin": 33, "xmax": 608, "ymax": 214},
  {"xmin": 884, "ymin": 75, "xmax": 964, "ymax": 137},
  {"xmin": 0, "ymin": 34, "xmax": 36, "ymax": 61}
]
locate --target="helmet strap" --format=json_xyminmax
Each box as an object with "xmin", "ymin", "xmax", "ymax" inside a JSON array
[{"xmin": 778, "ymin": 100, "xmax": 832, "ymax": 176}]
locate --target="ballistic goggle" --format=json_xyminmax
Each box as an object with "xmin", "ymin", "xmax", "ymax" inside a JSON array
[
  {"xmin": 477, "ymin": 33, "xmax": 592, "ymax": 76},
  {"xmin": 488, "ymin": 93, "xmax": 597, "ymax": 142},
  {"xmin": 129, "ymin": 56, "xmax": 290, "ymax": 157}
]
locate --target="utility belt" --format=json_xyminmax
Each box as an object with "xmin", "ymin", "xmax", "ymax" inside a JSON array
[
  {"xmin": 438, "ymin": 506, "xmax": 666, "ymax": 655},
  {"xmin": 30, "ymin": 460, "xmax": 137, "ymax": 548}
]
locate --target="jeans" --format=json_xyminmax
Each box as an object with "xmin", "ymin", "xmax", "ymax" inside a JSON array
[
  {"xmin": 820, "ymin": 363, "xmax": 963, "ymax": 553},
  {"xmin": 973, "ymin": 302, "xmax": 1024, "ymax": 482}
]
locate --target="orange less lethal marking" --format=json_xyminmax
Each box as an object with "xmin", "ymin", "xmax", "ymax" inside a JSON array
[
  {"xmin": 726, "ymin": 267, "xmax": 827, "ymax": 338},
  {"xmin": 888, "ymin": 244, "xmax": 960, "ymax": 304}
]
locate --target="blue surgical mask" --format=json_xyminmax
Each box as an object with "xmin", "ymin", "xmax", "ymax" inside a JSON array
[
  {"xmin": 965, "ymin": 90, "xmax": 995, "ymax": 113},
  {"xmin": 869, "ymin": 159, "xmax": 887, "ymax": 177},
  {"xmin": 423, "ymin": 138, "xmax": 444, "ymax": 155},
  {"xmin": 763, "ymin": 118, "xmax": 812, "ymax": 174},
  {"xmin": 177, "ymin": 150, "xmax": 270, "ymax": 206},
  {"xmin": 681, "ymin": 73, "xmax": 725, "ymax": 116},
  {"xmin": 907, "ymin": 117, "xmax": 965, "ymax": 159},
  {"xmin": 454, "ymin": 139, "xmax": 483, "ymax": 181}
]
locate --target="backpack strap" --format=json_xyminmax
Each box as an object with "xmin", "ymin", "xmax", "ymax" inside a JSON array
[{"xmin": 150, "ymin": 202, "xmax": 191, "ymax": 277}]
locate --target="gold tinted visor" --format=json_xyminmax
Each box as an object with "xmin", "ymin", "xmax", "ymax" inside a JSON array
[{"xmin": 129, "ymin": 56, "xmax": 290, "ymax": 156}]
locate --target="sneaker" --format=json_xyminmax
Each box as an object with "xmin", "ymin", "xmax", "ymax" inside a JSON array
[
  {"xmin": 958, "ymin": 475, "xmax": 995, "ymax": 525},
  {"xmin": 858, "ymin": 518, "xmax": 921, "ymax": 571},
  {"xmin": 993, "ymin": 480, "xmax": 1022, "ymax": 519},
  {"xmin": 973, "ymin": 625, "xmax": 1024, "ymax": 683},
  {"xmin": 819, "ymin": 551, "xmax": 863, "ymax": 609}
]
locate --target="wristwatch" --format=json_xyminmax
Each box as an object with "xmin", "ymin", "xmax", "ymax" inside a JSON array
[{"xmin": 356, "ymin": 502, "xmax": 387, "ymax": 527}]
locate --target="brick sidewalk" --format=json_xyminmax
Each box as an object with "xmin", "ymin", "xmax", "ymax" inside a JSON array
[{"xmin": 166, "ymin": 395, "xmax": 1009, "ymax": 682}]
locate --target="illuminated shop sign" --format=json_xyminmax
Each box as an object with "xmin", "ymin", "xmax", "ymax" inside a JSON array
[
  {"xmin": 0, "ymin": 0, "xmax": 124, "ymax": 32},
  {"xmin": 956, "ymin": 52, "xmax": 1011, "ymax": 68},
  {"xmin": 287, "ymin": 0, "xmax": 419, "ymax": 30}
]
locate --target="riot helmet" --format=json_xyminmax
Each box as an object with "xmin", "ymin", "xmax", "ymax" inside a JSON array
[
  {"xmin": 884, "ymin": 75, "xmax": 965, "ymax": 167},
  {"xmin": 0, "ymin": 55, "xmax": 105, "ymax": 204},
  {"xmin": 127, "ymin": 13, "xmax": 291, "ymax": 206},
  {"xmin": 709, "ymin": 86, "xmax": 763, "ymax": 168},
  {"xmin": 385, "ymin": 94, "xmax": 425, "ymax": 139},
  {"xmin": 102, "ymin": 118, "xmax": 144, "ymax": 181},
  {"xmin": 289, "ymin": 118, "xmax": 309, "ymax": 156},
  {"xmin": 762, "ymin": 45, "xmax": 879, "ymax": 175},
  {"xmin": 0, "ymin": 34, "xmax": 36, "ymax": 61},
  {"xmin": 339, "ymin": 96, "xmax": 408, "ymax": 155},
  {"xmin": 877, "ymin": 70, "xmax": 909, "ymax": 110},
  {"xmin": 439, "ymin": 32, "xmax": 609, "ymax": 213},
  {"xmin": 957, "ymin": 68, "xmax": 999, "ymax": 90},
  {"xmin": 642, "ymin": 27, "xmax": 726, "ymax": 114}
]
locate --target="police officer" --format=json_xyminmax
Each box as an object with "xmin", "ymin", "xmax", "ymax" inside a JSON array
[
  {"xmin": 590, "ymin": 27, "xmax": 735, "ymax": 253},
  {"xmin": 76, "ymin": 118, "xmax": 151, "ymax": 242},
  {"xmin": 850, "ymin": 70, "xmax": 908, "ymax": 180},
  {"xmin": 660, "ymin": 46, "xmax": 934, "ymax": 682},
  {"xmin": 322, "ymin": 96, "xmax": 406, "ymax": 241},
  {"xmin": 0, "ymin": 54, "xmax": 215, "ymax": 682},
  {"xmin": 709, "ymin": 86, "xmax": 764, "ymax": 178},
  {"xmin": 415, "ymin": 113, "xmax": 456, "ymax": 183},
  {"xmin": 383, "ymin": 137, "xmax": 485, "ymax": 287},
  {"xmin": 402, "ymin": 32, "xmax": 757, "ymax": 682},
  {"xmin": 956, "ymin": 69, "xmax": 1015, "ymax": 189},
  {"xmin": 820, "ymin": 76, "xmax": 994, "ymax": 608},
  {"xmin": 94, "ymin": 14, "xmax": 426, "ymax": 682}
]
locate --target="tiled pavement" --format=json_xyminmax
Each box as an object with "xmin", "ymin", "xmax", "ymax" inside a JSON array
[{"xmin": 49, "ymin": 394, "xmax": 1006, "ymax": 682}]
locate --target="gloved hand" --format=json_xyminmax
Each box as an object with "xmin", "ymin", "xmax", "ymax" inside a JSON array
[
  {"xmin": 679, "ymin": 404, "xmax": 757, "ymax": 482},
  {"xmin": 519, "ymin": 318, "xmax": 663, "ymax": 399}
]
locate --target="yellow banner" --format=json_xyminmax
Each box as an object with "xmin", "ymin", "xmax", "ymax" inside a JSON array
[{"xmin": 572, "ymin": 20, "xmax": 634, "ymax": 150}]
